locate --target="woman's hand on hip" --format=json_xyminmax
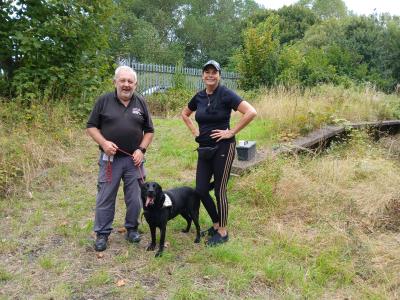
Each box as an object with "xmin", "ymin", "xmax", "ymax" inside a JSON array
[{"xmin": 210, "ymin": 129, "xmax": 234, "ymax": 142}]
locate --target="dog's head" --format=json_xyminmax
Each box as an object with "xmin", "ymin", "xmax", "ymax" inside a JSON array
[{"xmin": 140, "ymin": 181, "xmax": 165, "ymax": 209}]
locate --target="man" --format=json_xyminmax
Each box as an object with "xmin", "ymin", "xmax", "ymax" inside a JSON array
[{"xmin": 86, "ymin": 66, "xmax": 154, "ymax": 251}]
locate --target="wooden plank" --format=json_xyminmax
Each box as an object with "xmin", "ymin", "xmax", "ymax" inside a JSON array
[{"xmin": 291, "ymin": 126, "xmax": 345, "ymax": 149}]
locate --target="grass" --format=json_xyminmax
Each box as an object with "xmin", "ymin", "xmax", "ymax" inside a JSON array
[
  {"xmin": 1, "ymin": 85, "xmax": 400, "ymax": 299},
  {"xmin": 253, "ymin": 84, "xmax": 399, "ymax": 138}
]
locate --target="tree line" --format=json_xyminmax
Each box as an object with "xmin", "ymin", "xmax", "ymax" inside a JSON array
[{"xmin": 1, "ymin": 0, "xmax": 399, "ymax": 101}]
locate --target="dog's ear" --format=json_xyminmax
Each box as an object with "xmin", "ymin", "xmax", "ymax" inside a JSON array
[
  {"xmin": 140, "ymin": 182, "xmax": 149, "ymax": 201},
  {"xmin": 153, "ymin": 183, "xmax": 165, "ymax": 207},
  {"xmin": 155, "ymin": 183, "xmax": 163, "ymax": 194}
]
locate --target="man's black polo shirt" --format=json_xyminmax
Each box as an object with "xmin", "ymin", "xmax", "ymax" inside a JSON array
[
  {"xmin": 188, "ymin": 85, "xmax": 242, "ymax": 146},
  {"xmin": 87, "ymin": 91, "xmax": 154, "ymax": 156}
]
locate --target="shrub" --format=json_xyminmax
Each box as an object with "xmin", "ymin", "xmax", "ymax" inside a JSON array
[{"xmin": 145, "ymin": 88, "xmax": 193, "ymax": 117}]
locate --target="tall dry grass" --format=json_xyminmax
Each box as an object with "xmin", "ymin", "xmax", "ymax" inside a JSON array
[
  {"xmin": 0, "ymin": 99, "xmax": 81, "ymax": 198},
  {"xmin": 273, "ymin": 130, "xmax": 400, "ymax": 226},
  {"xmin": 253, "ymin": 84, "xmax": 398, "ymax": 136},
  {"xmin": 233, "ymin": 131, "xmax": 400, "ymax": 298}
]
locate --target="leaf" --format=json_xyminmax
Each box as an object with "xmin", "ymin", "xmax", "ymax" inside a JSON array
[
  {"xmin": 117, "ymin": 227, "xmax": 127, "ymax": 233},
  {"xmin": 116, "ymin": 279, "xmax": 126, "ymax": 287}
]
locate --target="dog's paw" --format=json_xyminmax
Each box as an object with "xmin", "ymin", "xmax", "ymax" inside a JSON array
[
  {"xmin": 181, "ymin": 229, "xmax": 190, "ymax": 233},
  {"xmin": 155, "ymin": 250, "xmax": 163, "ymax": 257},
  {"xmin": 146, "ymin": 244, "xmax": 156, "ymax": 251},
  {"xmin": 194, "ymin": 237, "xmax": 200, "ymax": 243}
]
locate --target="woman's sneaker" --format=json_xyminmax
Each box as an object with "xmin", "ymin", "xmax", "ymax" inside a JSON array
[{"xmin": 206, "ymin": 232, "xmax": 229, "ymax": 246}]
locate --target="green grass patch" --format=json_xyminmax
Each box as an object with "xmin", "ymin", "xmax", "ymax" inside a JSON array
[
  {"xmin": 0, "ymin": 267, "xmax": 12, "ymax": 281},
  {"xmin": 85, "ymin": 270, "xmax": 112, "ymax": 288}
]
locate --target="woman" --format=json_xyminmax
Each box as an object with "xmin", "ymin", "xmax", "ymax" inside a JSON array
[{"xmin": 181, "ymin": 60, "xmax": 257, "ymax": 246}]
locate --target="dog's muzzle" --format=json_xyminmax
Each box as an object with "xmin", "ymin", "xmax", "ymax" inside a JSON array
[{"xmin": 145, "ymin": 195, "xmax": 154, "ymax": 207}]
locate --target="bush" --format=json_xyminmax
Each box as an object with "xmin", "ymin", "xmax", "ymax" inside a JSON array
[{"xmin": 145, "ymin": 88, "xmax": 194, "ymax": 117}]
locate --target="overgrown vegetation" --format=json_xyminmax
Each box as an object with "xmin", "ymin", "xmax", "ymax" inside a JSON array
[
  {"xmin": 1, "ymin": 1, "xmax": 115, "ymax": 99},
  {"xmin": 1, "ymin": 86, "xmax": 400, "ymax": 298},
  {"xmin": 1, "ymin": 0, "xmax": 400, "ymax": 298},
  {"xmin": 2, "ymin": 0, "xmax": 400, "ymax": 102},
  {"xmin": 238, "ymin": 8, "xmax": 400, "ymax": 91},
  {"xmin": 0, "ymin": 84, "xmax": 397, "ymax": 197},
  {"xmin": 254, "ymin": 84, "xmax": 400, "ymax": 137}
]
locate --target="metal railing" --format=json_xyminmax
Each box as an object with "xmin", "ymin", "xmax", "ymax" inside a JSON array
[{"xmin": 118, "ymin": 59, "xmax": 240, "ymax": 93}]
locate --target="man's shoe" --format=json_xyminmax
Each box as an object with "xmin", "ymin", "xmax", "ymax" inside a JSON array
[
  {"xmin": 126, "ymin": 229, "xmax": 141, "ymax": 243},
  {"xmin": 206, "ymin": 232, "xmax": 229, "ymax": 247},
  {"xmin": 94, "ymin": 234, "xmax": 108, "ymax": 252},
  {"xmin": 201, "ymin": 226, "xmax": 218, "ymax": 237}
]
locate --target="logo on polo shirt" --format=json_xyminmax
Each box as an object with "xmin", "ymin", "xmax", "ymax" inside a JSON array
[{"xmin": 132, "ymin": 108, "xmax": 142, "ymax": 115}]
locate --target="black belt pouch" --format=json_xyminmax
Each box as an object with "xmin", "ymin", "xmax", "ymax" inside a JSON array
[{"xmin": 197, "ymin": 146, "xmax": 218, "ymax": 160}]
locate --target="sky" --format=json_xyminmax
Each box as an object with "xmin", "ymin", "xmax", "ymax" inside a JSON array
[{"xmin": 254, "ymin": 0, "xmax": 400, "ymax": 16}]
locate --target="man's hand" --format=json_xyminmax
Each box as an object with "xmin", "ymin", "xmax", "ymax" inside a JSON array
[
  {"xmin": 132, "ymin": 149, "xmax": 144, "ymax": 166},
  {"xmin": 101, "ymin": 140, "xmax": 118, "ymax": 156}
]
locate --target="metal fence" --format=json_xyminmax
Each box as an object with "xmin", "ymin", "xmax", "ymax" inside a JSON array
[{"xmin": 118, "ymin": 59, "xmax": 240, "ymax": 94}]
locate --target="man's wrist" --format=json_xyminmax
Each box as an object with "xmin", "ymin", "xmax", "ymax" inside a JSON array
[{"xmin": 138, "ymin": 146, "xmax": 146, "ymax": 154}]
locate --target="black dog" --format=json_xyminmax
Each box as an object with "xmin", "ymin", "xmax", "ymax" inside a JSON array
[{"xmin": 140, "ymin": 181, "xmax": 201, "ymax": 257}]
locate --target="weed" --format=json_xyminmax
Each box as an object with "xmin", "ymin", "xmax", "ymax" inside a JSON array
[
  {"xmin": 0, "ymin": 267, "xmax": 12, "ymax": 281},
  {"xmin": 173, "ymin": 284, "xmax": 208, "ymax": 300},
  {"xmin": 44, "ymin": 283, "xmax": 73, "ymax": 299},
  {"xmin": 85, "ymin": 270, "xmax": 112, "ymax": 288},
  {"xmin": 38, "ymin": 255, "xmax": 56, "ymax": 270}
]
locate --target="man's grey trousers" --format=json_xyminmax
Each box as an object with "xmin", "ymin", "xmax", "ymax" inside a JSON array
[{"xmin": 94, "ymin": 152, "xmax": 145, "ymax": 235}]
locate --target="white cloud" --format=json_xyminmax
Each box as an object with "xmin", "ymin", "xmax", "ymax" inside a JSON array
[{"xmin": 254, "ymin": 0, "xmax": 400, "ymax": 16}]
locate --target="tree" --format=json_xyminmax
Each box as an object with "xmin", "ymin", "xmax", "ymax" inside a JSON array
[
  {"xmin": 313, "ymin": 0, "xmax": 347, "ymax": 19},
  {"xmin": 297, "ymin": 0, "xmax": 347, "ymax": 19},
  {"xmin": 298, "ymin": 48, "xmax": 336, "ymax": 86},
  {"xmin": 176, "ymin": 0, "xmax": 260, "ymax": 68},
  {"xmin": 277, "ymin": 44, "xmax": 303, "ymax": 86},
  {"xmin": 112, "ymin": 0, "xmax": 260, "ymax": 68},
  {"xmin": 110, "ymin": 11, "xmax": 184, "ymax": 64},
  {"xmin": 342, "ymin": 15, "xmax": 395, "ymax": 90},
  {"xmin": 287, "ymin": 14, "xmax": 398, "ymax": 91},
  {"xmin": 234, "ymin": 15, "xmax": 280, "ymax": 89},
  {"xmin": 386, "ymin": 17, "xmax": 400, "ymax": 85},
  {"xmin": 246, "ymin": 4, "xmax": 318, "ymax": 46},
  {"xmin": 111, "ymin": 0, "xmax": 185, "ymax": 64},
  {"xmin": 277, "ymin": 5, "xmax": 318, "ymax": 44},
  {"xmin": 1, "ymin": 0, "xmax": 115, "ymax": 99}
]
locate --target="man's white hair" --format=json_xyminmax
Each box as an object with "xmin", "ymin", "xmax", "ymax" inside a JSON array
[{"xmin": 114, "ymin": 65, "xmax": 137, "ymax": 83}]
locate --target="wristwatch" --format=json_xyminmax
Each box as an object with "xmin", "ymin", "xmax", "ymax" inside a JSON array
[{"xmin": 138, "ymin": 146, "xmax": 146, "ymax": 154}]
